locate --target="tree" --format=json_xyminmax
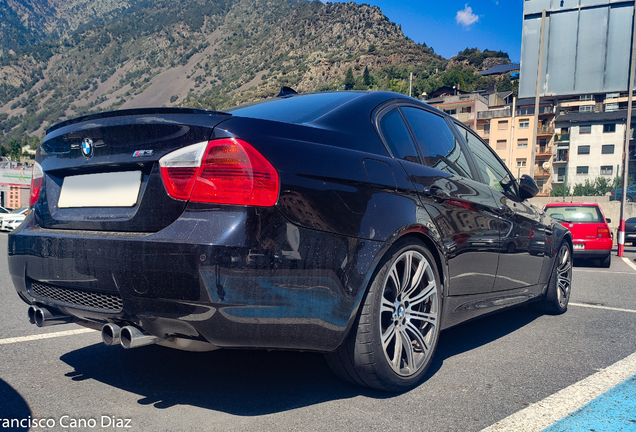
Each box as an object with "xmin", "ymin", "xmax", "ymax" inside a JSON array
[
  {"xmin": 344, "ymin": 67, "xmax": 355, "ymax": 90},
  {"xmin": 363, "ymin": 65, "xmax": 371, "ymax": 87}
]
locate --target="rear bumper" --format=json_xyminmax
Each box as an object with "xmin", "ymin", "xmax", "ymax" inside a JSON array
[{"xmin": 8, "ymin": 205, "xmax": 386, "ymax": 352}]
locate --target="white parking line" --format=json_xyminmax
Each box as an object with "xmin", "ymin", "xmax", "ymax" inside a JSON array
[
  {"xmin": 481, "ymin": 351, "xmax": 636, "ymax": 432},
  {"xmin": 569, "ymin": 302, "xmax": 636, "ymax": 314},
  {"xmin": 574, "ymin": 270, "xmax": 636, "ymax": 275},
  {"xmin": 0, "ymin": 328, "xmax": 96, "ymax": 345},
  {"xmin": 622, "ymin": 257, "xmax": 636, "ymax": 272}
]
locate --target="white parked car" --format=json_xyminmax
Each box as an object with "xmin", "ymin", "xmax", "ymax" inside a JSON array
[{"xmin": 0, "ymin": 208, "xmax": 28, "ymax": 232}]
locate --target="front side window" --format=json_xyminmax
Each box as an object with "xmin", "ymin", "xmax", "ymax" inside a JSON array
[
  {"xmin": 455, "ymin": 122, "xmax": 516, "ymax": 194},
  {"xmin": 378, "ymin": 108, "xmax": 420, "ymax": 164},
  {"xmin": 400, "ymin": 107, "xmax": 472, "ymax": 177}
]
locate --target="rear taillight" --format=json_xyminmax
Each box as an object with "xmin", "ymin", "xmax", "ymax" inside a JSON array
[
  {"xmin": 159, "ymin": 138, "xmax": 279, "ymax": 206},
  {"xmin": 29, "ymin": 162, "xmax": 43, "ymax": 206},
  {"xmin": 597, "ymin": 225, "xmax": 610, "ymax": 238}
]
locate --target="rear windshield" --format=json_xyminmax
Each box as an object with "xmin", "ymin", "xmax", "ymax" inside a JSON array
[
  {"xmin": 545, "ymin": 206, "xmax": 604, "ymax": 223},
  {"xmin": 226, "ymin": 92, "xmax": 364, "ymax": 124}
]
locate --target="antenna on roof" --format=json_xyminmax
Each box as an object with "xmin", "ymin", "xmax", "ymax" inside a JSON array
[{"xmin": 276, "ymin": 86, "xmax": 298, "ymax": 98}]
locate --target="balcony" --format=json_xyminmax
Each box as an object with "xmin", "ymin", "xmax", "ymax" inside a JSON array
[
  {"xmin": 537, "ymin": 125, "xmax": 555, "ymax": 135},
  {"xmin": 553, "ymin": 148, "xmax": 568, "ymax": 163},
  {"xmin": 477, "ymin": 108, "xmax": 511, "ymax": 119},
  {"xmin": 514, "ymin": 106, "xmax": 554, "ymax": 116},
  {"xmin": 536, "ymin": 145, "xmax": 553, "ymax": 157},
  {"xmin": 555, "ymin": 133, "xmax": 570, "ymax": 142},
  {"xmin": 451, "ymin": 112, "xmax": 475, "ymax": 123},
  {"xmin": 534, "ymin": 166, "xmax": 551, "ymax": 178}
]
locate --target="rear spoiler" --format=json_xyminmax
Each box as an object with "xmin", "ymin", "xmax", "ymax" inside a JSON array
[{"xmin": 47, "ymin": 107, "xmax": 231, "ymax": 134}]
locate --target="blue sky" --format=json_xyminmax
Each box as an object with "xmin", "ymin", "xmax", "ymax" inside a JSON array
[{"xmin": 327, "ymin": 1, "xmax": 524, "ymax": 62}]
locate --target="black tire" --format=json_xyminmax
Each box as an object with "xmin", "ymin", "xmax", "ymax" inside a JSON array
[
  {"xmin": 601, "ymin": 253, "xmax": 611, "ymax": 268},
  {"xmin": 325, "ymin": 239, "xmax": 441, "ymax": 392},
  {"xmin": 627, "ymin": 196, "xmax": 633, "ymax": 203},
  {"xmin": 535, "ymin": 242, "xmax": 572, "ymax": 315}
]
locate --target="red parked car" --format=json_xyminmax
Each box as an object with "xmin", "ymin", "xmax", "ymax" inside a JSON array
[{"xmin": 544, "ymin": 202, "xmax": 612, "ymax": 267}]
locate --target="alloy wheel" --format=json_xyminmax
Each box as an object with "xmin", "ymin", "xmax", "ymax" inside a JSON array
[
  {"xmin": 379, "ymin": 250, "xmax": 438, "ymax": 376},
  {"xmin": 556, "ymin": 244, "xmax": 572, "ymax": 308}
]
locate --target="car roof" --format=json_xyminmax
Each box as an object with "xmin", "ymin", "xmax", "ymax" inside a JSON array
[{"xmin": 544, "ymin": 202, "xmax": 601, "ymax": 207}]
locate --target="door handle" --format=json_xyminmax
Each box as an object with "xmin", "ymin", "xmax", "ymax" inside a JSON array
[{"xmin": 423, "ymin": 185, "xmax": 448, "ymax": 202}]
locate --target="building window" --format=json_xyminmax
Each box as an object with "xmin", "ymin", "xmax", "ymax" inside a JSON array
[
  {"xmin": 605, "ymin": 103, "xmax": 619, "ymax": 112},
  {"xmin": 576, "ymin": 166, "xmax": 589, "ymax": 174},
  {"xmin": 606, "ymin": 92, "xmax": 620, "ymax": 99},
  {"xmin": 580, "ymin": 95, "xmax": 594, "ymax": 101},
  {"xmin": 517, "ymin": 138, "xmax": 528, "ymax": 148},
  {"xmin": 579, "ymin": 125, "xmax": 592, "ymax": 134},
  {"xmin": 579, "ymin": 105, "xmax": 594, "ymax": 113},
  {"xmin": 496, "ymin": 140, "xmax": 507, "ymax": 150},
  {"xmin": 602, "ymin": 145, "xmax": 615, "ymax": 154},
  {"xmin": 518, "ymin": 119, "xmax": 529, "ymax": 129},
  {"xmin": 600, "ymin": 166, "xmax": 613, "ymax": 175},
  {"xmin": 498, "ymin": 120, "xmax": 508, "ymax": 130},
  {"xmin": 445, "ymin": 109, "xmax": 456, "ymax": 115},
  {"xmin": 516, "ymin": 158, "xmax": 527, "ymax": 168},
  {"xmin": 578, "ymin": 145, "xmax": 590, "ymax": 155},
  {"xmin": 603, "ymin": 124, "xmax": 616, "ymax": 133}
]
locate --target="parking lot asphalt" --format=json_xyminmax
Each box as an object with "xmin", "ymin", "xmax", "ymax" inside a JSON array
[{"xmin": 1, "ymin": 231, "xmax": 635, "ymax": 432}]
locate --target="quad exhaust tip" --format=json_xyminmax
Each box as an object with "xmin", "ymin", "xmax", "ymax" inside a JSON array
[
  {"xmin": 101, "ymin": 323, "xmax": 122, "ymax": 346},
  {"xmin": 119, "ymin": 325, "xmax": 160, "ymax": 349},
  {"xmin": 27, "ymin": 305, "xmax": 73, "ymax": 327}
]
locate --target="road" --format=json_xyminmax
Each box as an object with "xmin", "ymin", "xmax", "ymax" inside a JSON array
[{"xmin": 1, "ymin": 231, "xmax": 635, "ymax": 431}]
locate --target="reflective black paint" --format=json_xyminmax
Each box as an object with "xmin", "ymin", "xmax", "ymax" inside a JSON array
[{"xmin": 9, "ymin": 91, "xmax": 571, "ymax": 353}]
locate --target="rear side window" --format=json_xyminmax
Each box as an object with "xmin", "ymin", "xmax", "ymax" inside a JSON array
[
  {"xmin": 378, "ymin": 108, "xmax": 421, "ymax": 164},
  {"xmin": 545, "ymin": 206, "xmax": 604, "ymax": 223},
  {"xmin": 400, "ymin": 107, "xmax": 472, "ymax": 177}
]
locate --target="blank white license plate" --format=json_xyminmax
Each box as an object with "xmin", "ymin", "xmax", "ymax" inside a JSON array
[
  {"xmin": 58, "ymin": 171, "xmax": 142, "ymax": 208},
  {"xmin": 573, "ymin": 244, "xmax": 585, "ymax": 250}
]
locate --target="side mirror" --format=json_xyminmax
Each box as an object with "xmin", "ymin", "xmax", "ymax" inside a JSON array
[{"xmin": 518, "ymin": 174, "xmax": 539, "ymax": 200}]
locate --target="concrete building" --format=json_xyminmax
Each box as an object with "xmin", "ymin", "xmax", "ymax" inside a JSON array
[
  {"xmin": 553, "ymin": 98, "xmax": 628, "ymax": 189},
  {"xmin": 425, "ymin": 93, "xmax": 489, "ymax": 131}
]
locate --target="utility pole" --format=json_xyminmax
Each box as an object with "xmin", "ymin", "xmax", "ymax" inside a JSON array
[
  {"xmin": 531, "ymin": 10, "xmax": 547, "ymax": 180},
  {"xmin": 618, "ymin": 8, "xmax": 636, "ymax": 257}
]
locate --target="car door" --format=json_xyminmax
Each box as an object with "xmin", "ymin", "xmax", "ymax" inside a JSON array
[
  {"xmin": 379, "ymin": 105, "xmax": 502, "ymax": 296},
  {"xmin": 454, "ymin": 122, "xmax": 546, "ymax": 291}
]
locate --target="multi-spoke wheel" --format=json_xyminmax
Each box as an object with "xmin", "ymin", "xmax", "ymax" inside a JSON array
[
  {"xmin": 535, "ymin": 242, "xmax": 572, "ymax": 314},
  {"xmin": 325, "ymin": 239, "xmax": 441, "ymax": 392}
]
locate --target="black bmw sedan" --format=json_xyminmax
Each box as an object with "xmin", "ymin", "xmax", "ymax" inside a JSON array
[{"xmin": 8, "ymin": 90, "xmax": 572, "ymax": 391}]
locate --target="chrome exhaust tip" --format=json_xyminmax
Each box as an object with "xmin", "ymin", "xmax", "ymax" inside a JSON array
[
  {"xmin": 32, "ymin": 306, "xmax": 73, "ymax": 327},
  {"xmin": 101, "ymin": 323, "xmax": 122, "ymax": 346},
  {"xmin": 120, "ymin": 326, "xmax": 160, "ymax": 349},
  {"xmin": 27, "ymin": 305, "xmax": 38, "ymax": 324}
]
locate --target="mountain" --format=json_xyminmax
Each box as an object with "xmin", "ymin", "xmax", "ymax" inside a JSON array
[{"xmin": 0, "ymin": 0, "xmax": 511, "ymax": 150}]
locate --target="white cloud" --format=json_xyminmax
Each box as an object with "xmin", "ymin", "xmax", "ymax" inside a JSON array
[{"xmin": 456, "ymin": 4, "xmax": 479, "ymax": 27}]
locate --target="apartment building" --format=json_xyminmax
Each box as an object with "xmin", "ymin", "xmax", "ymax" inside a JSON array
[
  {"xmin": 476, "ymin": 100, "xmax": 555, "ymax": 196},
  {"xmin": 553, "ymin": 94, "xmax": 631, "ymax": 189}
]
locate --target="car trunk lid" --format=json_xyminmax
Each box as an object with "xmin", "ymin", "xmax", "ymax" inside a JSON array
[{"xmin": 34, "ymin": 108, "xmax": 231, "ymax": 232}]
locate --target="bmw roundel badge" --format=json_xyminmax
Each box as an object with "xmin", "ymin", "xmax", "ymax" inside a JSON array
[{"xmin": 81, "ymin": 138, "xmax": 94, "ymax": 158}]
